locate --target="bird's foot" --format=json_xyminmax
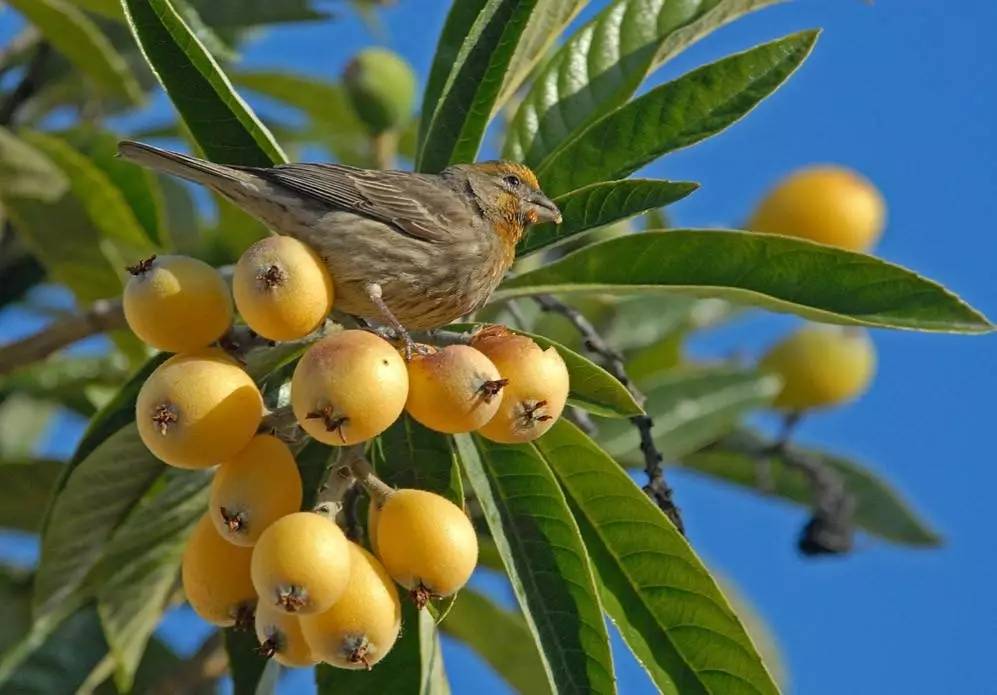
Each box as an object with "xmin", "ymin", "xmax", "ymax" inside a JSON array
[{"xmin": 363, "ymin": 282, "xmax": 424, "ymax": 360}]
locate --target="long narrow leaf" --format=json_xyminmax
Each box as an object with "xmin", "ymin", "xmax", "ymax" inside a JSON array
[{"xmin": 496, "ymin": 230, "xmax": 993, "ymax": 333}]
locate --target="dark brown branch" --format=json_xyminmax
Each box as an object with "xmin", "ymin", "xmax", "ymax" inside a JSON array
[{"xmin": 534, "ymin": 294, "xmax": 684, "ymax": 534}]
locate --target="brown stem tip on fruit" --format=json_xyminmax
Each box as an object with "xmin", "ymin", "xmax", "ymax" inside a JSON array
[
  {"xmin": 234, "ymin": 602, "xmax": 256, "ymax": 631},
  {"xmin": 348, "ymin": 640, "xmax": 372, "ymax": 671},
  {"xmin": 257, "ymin": 636, "xmax": 278, "ymax": 659},
  {"xmin": 219, "ymin": 506, "xmax": 246, "ymax": 533},
  {"xmin": 520, "ymin": 400, "xmax": 552, "ymax": 427},
  {"xmin": 410, "ymin": 582, "xmax": 434, "ymax": 610},
  {"xmin": 126, "ymin": 254, "xmax": 157, "ymax": 276},
  {"xmin": 257, "ymin": 264, "xmax": 286, "ymax": 290},
  {"xmin": 305, "ymin": 405, "xmax": 349, "ymax": 443},
  {"xmin": 275, "ymin": 585, "xmax": 308, "ymax": 613},
  {"xmin": 151, "ymin": 402, "xmax": 178, "ymax": 436},
  {"xmin": 478, "ymin": 378, "xmax": 508, "ymax": 403}
]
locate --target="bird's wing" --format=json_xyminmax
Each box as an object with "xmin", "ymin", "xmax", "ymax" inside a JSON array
[{"xmin": 255, "ymin": 163, "xmax": 470, "ymax": 243}]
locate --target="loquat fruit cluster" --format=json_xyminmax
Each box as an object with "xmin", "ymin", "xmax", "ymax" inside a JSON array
[{"xmin": 121, "ymin": 234, "xmax": 571, "ymax": 671}]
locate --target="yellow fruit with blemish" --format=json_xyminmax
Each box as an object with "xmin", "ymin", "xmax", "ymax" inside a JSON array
[
  {"xmin": 291, "ymin": 330, "xmax": 408, "ymax": 446},
  {"xmin": 181, "ymin": 514, "xmax": 256, "ymax": 627},
  {"xmin": 300, "ymin": 543, "xmax": 401, "ymax": 669},
  {"xmin": 404, "ymin": 344, "xmax": 504, "ymax": 433},
  {"xmin": 470, "ymin": 326, "xmax": 569, "ymax": 443},
  {"xmin": 210, "ymin": 434, "xmax": 303, "ymax": 546},
  {"xmin": 255, "ymin": 601, "xmax": 317, "ymax": 668},
  {"xmin": 759, "ymin": 325, "xmax": 876, "ymax": 412},
  {"xmin": 233, "ymin": 236, "xmax": 334, "ymax": 341},
  {"xmin": 748, "ymin": 165, "xmax": 886, "ymax": 252},
  {"xmin": 135, "ymin": 349, "xmax": 263, "ymax": 469},
  {"xmin": 251, "ymin": 511, "xmax": 351, "ymax": 615},
  {"xmin": 123, "ymin": 254, "xmax": 232, "ymax": 352},
  {"xmin": 373, "ymin": 488, "xmax": 477, "ymax": 607}
]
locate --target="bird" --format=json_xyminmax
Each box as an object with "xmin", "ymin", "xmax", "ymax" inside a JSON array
[{"xmin": 117, "ymin": 140, "xmax": 562, "ymax": 348}]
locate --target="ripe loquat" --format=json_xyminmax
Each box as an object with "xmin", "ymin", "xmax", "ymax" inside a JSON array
[
  {"xmin": 759, "ymin": 324, "xmax": 876, "ymax": 412},
  {"xmin": 181, "ymin": 514, "xmax": 256, "ymax": 628},
  {"xmin": 123, "ymin": 254, "xmax": 232, "ymax": 352},
  {"xmin": 210, "ymin": 434, "xmax": 303, "ymax": 546},
  {"xmin": 373, "ymin": 488, "xmax": 477, "ymax": 607},
  {"xmin": 233, "ymin": 236, "xmax": 334, "ymax": 341},
  {"xmin": 470, "ymin": 326, "xmax": 569, "ymax": 443},
  {"xmin": 135, "ymin": 349, "xmax": 263, "ymax": 469},
  {"xmin": 255, "ymin": 601, "xmax": 317, "ymax": 668},
  {"xmin": 251, "ymin": 511, "xmax": 351, "ymax": 615},
  {"xmin": 300, "ymin": 543, "xmax": 401, "ymax": 669},
  {"xmin": 291, "ymin": 330, "xmax": 408, "ymax": 446},
  {"xmin": 404, "ymin": 344, "xmax": 505, "ymax": 433},
  {"xmin": 748, "ymin": 165, "xmax": 886, "ymax": 252}
]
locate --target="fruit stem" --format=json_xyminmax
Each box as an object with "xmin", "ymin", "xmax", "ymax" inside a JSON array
[{"xmin": 347, "ymin": 454, "xmax": 394, "ymax": 507}]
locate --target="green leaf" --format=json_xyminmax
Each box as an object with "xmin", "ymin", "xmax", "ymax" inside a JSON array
[
  {"xmin": 316, "ymin": 601, "xmax": 450, "ymax": 694},
  {"xmin": 0, "ymin": 394, "xmax": 56, "ymax": 460},
  {"xmin": 0, "ymin": 126, "xmax": 68, "ymax": 201},
  {"xmin": 0, "ymin": 459, "xmax": 64, "ymax": 532},
  {"xmin": 225, "ymin": 627, "xmax": 279, "ymax": 695},
  {"xmin": 7, "ymin": 0, "xmax": 142, "ymax": 104},
  {"xmin": 681, "ymin": 429, "xmax": 942, "ymax": 546},
  {"xmin": 372, "ymin": 415, "xmax": 463, "ymax": 505},
  {"xmin": 21, "ymin": 131, "xmax": 157, "ymax": 266},
  {"xmin": 518, "ymin": 179, "xmax": 698, "ymax": 257},
  {"xmin": 496, "ymin": 230, "xmax": 993, "ymax": 333},
  {"xmin": 600, "ymin": 366, "xmax": 780, "ymax": 463},
  {"xmin": 535, "ymin": 31, "xmax": 818, "ymax": 197},
  {"xmin": 450, "ymin": 323, "xmax": 642, "ymax": 418},
  {"xmin": 0, "ymin": 354, "xmax": 129, "ymax": 416},
  {"xmin": 504, "ymin": 0, "xmax": 780, "ymax": 166},
  {"xmin": 539, "ymin": 419, "xmax": 780, "ymax": 695},
  {"xmin": 121, "ymin": 0, "xmax": 287, "ymax": 166},
  {"xmin": 189, "ymin": 0, "xmax": 330, "ymax": 28},
  {"xmin": 440, "ymin": 589, "xmax": 550, "ymax": 695},
  {"xmin": 33, "ymin": 424, "xmax": 166, "ymax": 620},
  {"xmin": 453, "ymin": 434, "xmax": 615, "ymax": 695},
  {"xmin": 494, "ymin": 0, "xmax": 590, "ymax": 111},
  {"xmin": 66, "ymin": 0, "xmax": 125, "ymax": 20},
  {"xmin": 417, "ymin": 0, "xmax": 540, "ymax": 172},
  {"xmin": 93, "ymin": 469, "xmax": 211, "ymax": 691}
]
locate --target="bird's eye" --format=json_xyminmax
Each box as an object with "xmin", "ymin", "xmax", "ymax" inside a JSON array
[{"xmin": 503, "ymin": 174, "xmax": 521, "ymax": 187}]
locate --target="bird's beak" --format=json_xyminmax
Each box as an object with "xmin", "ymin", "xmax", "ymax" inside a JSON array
[{"xmin": 527, "ymin": 192, "xmax": 562, "ymax": 225}]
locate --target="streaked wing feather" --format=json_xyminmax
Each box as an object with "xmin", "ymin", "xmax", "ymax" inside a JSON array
[{"xmin": 258, "ymin": 164, "xmax": 459, "ymax": 242}]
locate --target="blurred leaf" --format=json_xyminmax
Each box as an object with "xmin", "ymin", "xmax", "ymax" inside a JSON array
[
  {"xmin": 171, "ymin": 0, "xmax": 239, "ymax": 62},
  {"xmin": 372, "ymin": 414, "xmax": 463, "ymax": 505},
  {"xmin": 497, "ymin": 230, "xmax": 993, "ymax": 333},
  {"xmin": 536, "ymin": 31, "xmax": 818, "ymax": 196},
  {"xmin": 296, "ymin": 439, "xmax": 334, "ymax": 510},
  {"xmin": 226, "ymin": 628, "xmax": 279, "ymax": 695},
  {"xmin": 157, "ymin": 174, "xmax": 201, "ymax": 253},
  {"xmin": 33, "ymin": 424, "xmax": 166, "ymax": 620},
  {"xmin": 504, "ymin": 0, "xmax": 779, "ymax": 165},
  {"xmin": 0, "ymin": 254, "xmax": 46, "ymax": 310},
  {"xmin": 451, "ymin": 323, "xmax": 642, "ymax": 418},
  {"xmin": 539, "ymin": 420, "xmax": 780, "ymax": 695},
  {"xmin": 0, "ymin": 459, "xmax": 64, "ymax": 532},
  {"xmin": 7, "ymin": 0, "xmax": 142, "ymax": 103},
  {"xmin": 21, "ymin": 131, "xmax": 157, "ymax": 266},
  {"xmin": 316, "ymin": 601, "xmax": 450, "ymax": 694},
  {"xmin": 121, "ymin": 0, "xmax": 287, "ymax": 166},
  {"xmin": 717, "ymin": 575, "xmax": 789, "ymax": 690},
  {"xmin": 518, "ymin": 179, "xmax": 698, "ymax": 257},
  {"xmin": 0, "ymin": 394, "xmax": 56, "ymax": 460},
  {"xmin": 189, "ymin": 0, "xmax": 330, "ymax": 28},
  {"xmin": 440, "ymin": 589, "xmax": 549, "ymax": 695},
  {"xmin": 600, "ymin": 366, "xmax": 780, "ymax": 463},
  {"xmin": 65, "ymin": 0, "xmax": 123, "ymax": 20},
  {"xmin": 0, "ymin": 568, "xmax": 32, "ymax": 654},
  {"xmin": 93, "ymin": 469, "xmax": 210, "ymax": 691},
  {"xmin": 453, "ymin": 434, "xmax": 615, "ymax": 695},
  {"xmin": 681, "ymin": 429, "xmax": 943, "ymax": 546},
  {"xmin": 0, "ymin": 127, "xmax": 68, "ymax": 201},
  {"xmin": 417, "ymin": 0, "xmax": 540, "ymax": 172},
  {"xmin": 494, "ymin": 0, "xmax": 589, "ymax": 110}
]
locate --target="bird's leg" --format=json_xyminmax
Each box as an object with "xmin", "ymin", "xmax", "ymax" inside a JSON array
[{"xmin": 364, "ymin": 282, "xmax": 418, "ymax": 359}]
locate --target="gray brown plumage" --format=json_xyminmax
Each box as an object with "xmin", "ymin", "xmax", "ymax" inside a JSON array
[{"xmin": 117, "ymin": 141, "xmax": 561, "ymax": 331}]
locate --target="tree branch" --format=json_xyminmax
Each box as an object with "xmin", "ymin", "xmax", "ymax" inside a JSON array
[{"xmin": 533, "ymin": 294, "xmax": 684, "ymax": 534}]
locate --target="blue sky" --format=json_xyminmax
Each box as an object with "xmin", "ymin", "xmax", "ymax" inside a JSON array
[{"xmin": 3, "ymin": 1, "xmax": 997, "ymax": 693}]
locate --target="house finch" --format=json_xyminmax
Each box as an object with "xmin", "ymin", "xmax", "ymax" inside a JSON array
[{"xmin": 117, "ymin": 140, "xmax": 561, "ymax": 344}]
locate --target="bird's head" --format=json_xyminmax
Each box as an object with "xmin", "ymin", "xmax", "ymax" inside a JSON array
[{"xmin": 448, "ymin": 161, "xmax": 562, "ymax": 243}]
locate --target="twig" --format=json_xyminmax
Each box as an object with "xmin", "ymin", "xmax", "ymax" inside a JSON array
[
  {"xmin": 534, "ymin": 294, "xmax": 684, "ymax": 533},
  {"xmin": 0, "ymin": 298, "xmax": 126, "ymax": 376},
  {"xmin": 566, "ymin": 407, "xmax": 598, "ymax": 437},
  {"xmin": 151, "ymin": 631, "xmax": 227, "ymax": 695}
]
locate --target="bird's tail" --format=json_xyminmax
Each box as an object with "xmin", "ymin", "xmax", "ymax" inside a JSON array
[{"xmin": 117, "ymin": 140, "xmax": 254, "ymax": 190}]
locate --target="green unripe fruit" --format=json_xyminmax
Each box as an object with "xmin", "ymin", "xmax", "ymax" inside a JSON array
[{"xmin": 343, "ymin": 48, "xmax": 416, "ymax": 134}]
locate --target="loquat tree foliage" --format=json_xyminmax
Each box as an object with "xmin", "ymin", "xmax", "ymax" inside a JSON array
[{"xmin": 0, "ymin": 1, "xmax": 988, "ymax": 693}]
